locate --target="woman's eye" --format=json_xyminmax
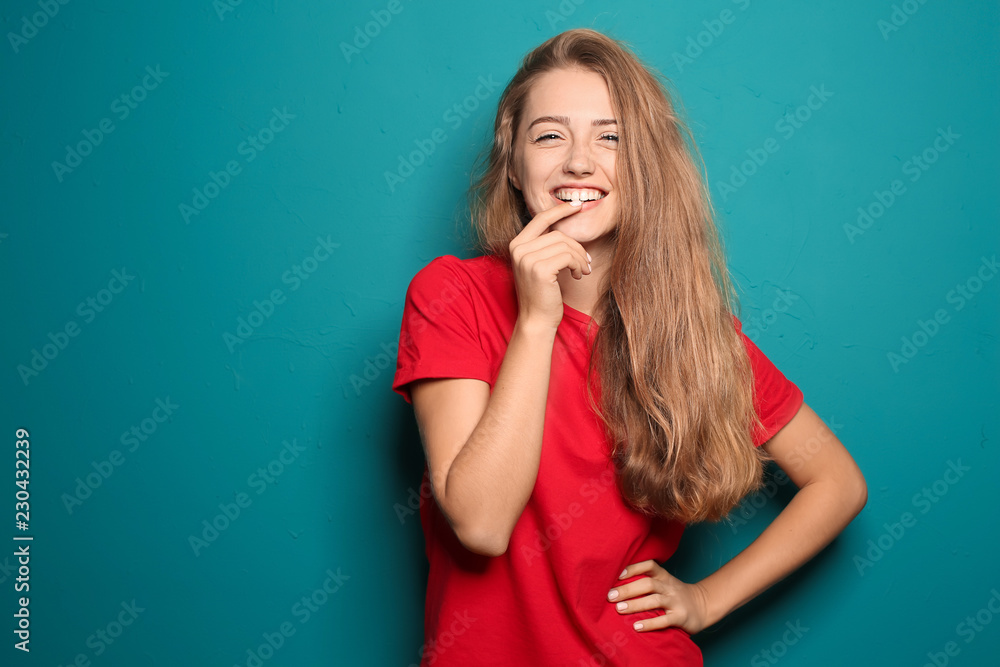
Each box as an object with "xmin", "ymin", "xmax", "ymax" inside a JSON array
[{"xmin": 531, "ymin": 132, "xmax": 618, "ymax": 143}]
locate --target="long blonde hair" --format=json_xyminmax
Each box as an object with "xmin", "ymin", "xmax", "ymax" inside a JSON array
[{"xmin": 469, "ymin": 28, "xmax": 770, "ymax": 523}]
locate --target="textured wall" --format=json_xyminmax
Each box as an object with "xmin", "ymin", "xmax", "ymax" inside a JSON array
[{"xmin": 1, "ymin": 1, "xmax": 997, "ymax": 665}]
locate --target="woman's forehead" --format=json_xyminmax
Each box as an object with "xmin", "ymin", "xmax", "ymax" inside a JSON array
[{"xmin": 521, "ymin": 68, "xmax": 616, "ymax": 125}]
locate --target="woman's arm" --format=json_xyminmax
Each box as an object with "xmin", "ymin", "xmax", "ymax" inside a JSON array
[
  {"xmin": 693, "ymin": 402, "xmax": 868, "ymax": 626},
  {"xmin": 409, "ymin": 201, "xmax": 590, "ymax": 558},
  {"xmin": 608, "ymin": 403, "xmax": 867, "ymax": 632},
  {"xmin": 410, "ymin": 318, "xmax": 559, "ymax": 557}
]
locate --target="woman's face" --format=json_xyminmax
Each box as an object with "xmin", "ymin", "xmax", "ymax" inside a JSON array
[{"xmin": 509, "ymin": 66, "xmax": 619, "ymax": 249}]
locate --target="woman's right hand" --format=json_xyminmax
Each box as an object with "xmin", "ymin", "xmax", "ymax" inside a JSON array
[{"xmin": 508, "ymin": 200, "xmax": 593, "ymax": 331}]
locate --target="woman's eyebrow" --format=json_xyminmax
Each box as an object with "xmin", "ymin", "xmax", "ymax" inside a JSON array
[{"xmin": 526, "ymin": 115, "xmax": 618, "ymax": 130}]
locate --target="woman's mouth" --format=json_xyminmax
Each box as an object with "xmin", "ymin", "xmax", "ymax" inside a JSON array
[
  {"xmin": 550, "ymin": 187, "xmax": 608, "ymax": 212},
  {"xmin": 552, "ymin": 187, "xmax": 607, "ymax": 203}
]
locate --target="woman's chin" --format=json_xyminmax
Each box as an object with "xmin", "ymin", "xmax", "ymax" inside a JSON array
[{"xmin": 550, "ymin": 217, "xmax": 613, "ymax": 242}]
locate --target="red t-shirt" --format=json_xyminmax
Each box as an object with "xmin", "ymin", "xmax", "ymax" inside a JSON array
[{"xmin": 392, "ymin": 254, "xmax": 804, "ymax": 667}]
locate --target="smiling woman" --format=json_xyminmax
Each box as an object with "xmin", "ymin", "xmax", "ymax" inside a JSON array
[
  {"xmin": 507, "ymin": 66, "xmax": 620, "ymax": 288},
  {"xmin": 392, "ymin": 28, "xmax": 866, "ymax": 667}
]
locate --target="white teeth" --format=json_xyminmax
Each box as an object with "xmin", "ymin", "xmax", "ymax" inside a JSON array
[{"xmin": 554, "ymin": 188, "xmax": 606, "ymax": 202}]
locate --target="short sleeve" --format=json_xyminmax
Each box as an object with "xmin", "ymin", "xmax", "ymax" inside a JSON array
[
  {"xmin": 734, "ymin": 316, "xmax": 805, "ymax": 446},
  {"xmin": 392, "ymin": 256, "xmax": 493, "ymax": 404}
]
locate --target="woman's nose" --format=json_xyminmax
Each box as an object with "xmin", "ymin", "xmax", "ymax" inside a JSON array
[{"xmin": 564, "ymin": 140, "xmax": 594, "ymax": 175}]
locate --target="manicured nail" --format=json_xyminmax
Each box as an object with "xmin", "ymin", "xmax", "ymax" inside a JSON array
[
  {"xmin": 634, "ymin": 622, "xmax": 643, "ymax": 630},
  {"xmin": 586, "ymin": 252, "xmax": 592, "ymax": 263},
  {"xmin": 616, "ymin": 602, "xmax": 627, "ymax": 611},
  {"xmin": 569, "ymin": 199, "xmax": 582, "ymax": 207},
  {"xmin": 608, "ymin": 590, "xmax": 619, "ymax": 600},
  {"xmin": 619, "ymin": 569, "xmax": 627, "ymax": 579}
]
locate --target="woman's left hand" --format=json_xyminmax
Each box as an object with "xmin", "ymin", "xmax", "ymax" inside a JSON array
[{"xmin": 607, "ymin": 560, "xmax": 713, "ymax": 634}]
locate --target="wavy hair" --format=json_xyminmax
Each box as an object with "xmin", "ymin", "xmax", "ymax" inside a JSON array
[{"xmin": 468, "ymin": 28, "xmax": 770, "ymax": 523}]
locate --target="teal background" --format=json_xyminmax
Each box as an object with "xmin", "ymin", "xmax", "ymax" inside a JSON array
[{"xmin": 1, "ymin": 1, "xmax": 998, "ymax": 665}]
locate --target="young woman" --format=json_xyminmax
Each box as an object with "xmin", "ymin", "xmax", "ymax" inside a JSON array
[{"xmin": 392, "ymin": 28, "xmax": 866, "ymax": 666}]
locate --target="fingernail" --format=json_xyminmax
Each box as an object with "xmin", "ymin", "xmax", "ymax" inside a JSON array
[
  {"xmin": 616, "ymin": 602, "xmax": 627, "ymax": 611},
  {"xmin": 608, "ymin": 590, "xmax": 619, "ymax": 600},
  {"xmin": 619, "ymin": 569, "xmax": 627, "ymax": 579},
  {"xmin": 586, "ymin": 252, "xmax": 592, "ymax": 263},
  {"xmin": 587, "ymin": 262, "xmax": 592, "ymax": 273},
  {"xmin": 634, "ymin": 622, "xmax": 644, "ymax": 630},
  {"xmin": 569, "ymin": 200, "xmax": 582, "ymax": 207}
]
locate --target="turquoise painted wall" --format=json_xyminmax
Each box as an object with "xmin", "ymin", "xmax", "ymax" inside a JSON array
[{"xmin": 2, "ymin": 1, "xmax": 998, "ymax": 665}]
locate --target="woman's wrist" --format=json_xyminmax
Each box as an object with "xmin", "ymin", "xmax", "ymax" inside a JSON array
[
  {"xmin": 513, "ymin": 314, "xmax": 560, "ymax": 340},
  {"xmin": 694, "ymin": 575, "xmax": 737, "ymax": 629}
]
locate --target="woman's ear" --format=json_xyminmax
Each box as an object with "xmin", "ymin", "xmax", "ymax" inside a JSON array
[{"xmin": 508, "ymin": 169, "xmax": 521, "ymax": 191}]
